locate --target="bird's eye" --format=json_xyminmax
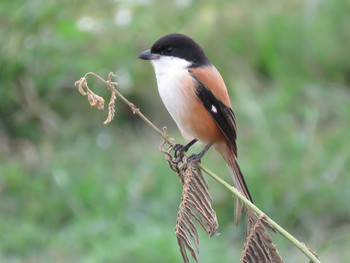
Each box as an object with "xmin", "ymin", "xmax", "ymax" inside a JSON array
[{"xmin": 165, "ymin": 47, "xmax": 174, "ymax": 54}]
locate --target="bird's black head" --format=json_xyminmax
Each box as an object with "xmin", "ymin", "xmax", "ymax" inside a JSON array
[{"xmin": 138, "ymin": 33, "xmax": 210, "ymax": 67}]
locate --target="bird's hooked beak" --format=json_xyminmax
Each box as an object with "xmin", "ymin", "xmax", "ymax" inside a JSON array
[{"xmin": 138, "ymin": 49, "xmax": 159, "ymax": 60}]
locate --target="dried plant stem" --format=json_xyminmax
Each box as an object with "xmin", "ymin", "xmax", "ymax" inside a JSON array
[
  {"xmin": 75, "ymin": 72, "xmax": 320, "ymax": 263},
  {"xmin": 78, "ymin": 72, "xmax": 170, "ymax": 140}
]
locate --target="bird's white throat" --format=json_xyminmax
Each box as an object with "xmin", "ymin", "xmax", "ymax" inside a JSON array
[
  {"xmin": 151, "ymin": 56, "xmax": 192, "ymax": 76},
  {"xmin": 150, "ymin": 56, "xmax": 192, "ymax": 134}
]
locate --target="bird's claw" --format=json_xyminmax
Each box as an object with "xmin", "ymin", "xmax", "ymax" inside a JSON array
[
  {"xmin": 173, "ymin": 143, "xmax": 186, "ymax": 159},
  {"xmin": 186, "ymin": 153, "xmax": 202, "ymax": 164}
]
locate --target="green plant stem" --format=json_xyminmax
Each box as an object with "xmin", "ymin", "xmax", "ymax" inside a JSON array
[
  {"xmin": 78, "ymin": 72, "xmax": 320, "ymax": 263},
  {"xmin": 199, "ymin": 165, "xmax": 320, "ymax": 263}
]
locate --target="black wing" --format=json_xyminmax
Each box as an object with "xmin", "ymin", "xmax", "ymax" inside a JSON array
[{"xmin": 191, "ymin": 74, "xmax": 238, "ymax": 156}]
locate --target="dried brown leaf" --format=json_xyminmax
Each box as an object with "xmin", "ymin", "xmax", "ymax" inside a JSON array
[
  {"xmin": 241, "ymin": 211, "xmax": 285, "ymax": 263},
  {"xmin": 160, "ymin": 141, "xmax": 218, "ymax": 263}
]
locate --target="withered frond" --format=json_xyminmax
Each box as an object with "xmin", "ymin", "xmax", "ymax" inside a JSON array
[
  {"xmin": 75, "ymin": 73, "xmax": 120, "ymax": 124},
  {"xmin": 160, "ymin": 141, "xmax": 219, "ymax": 263},
  {"xmin": 104, "ymin": 91, "xmax": 117, "ymax": 125},
  {"xmin": 176, "ymin": 163, "xmax": 219, "ymax": 263},
  {"xmin": 241, "ymin": 210, "xmax": 284, "ymax": 263},
  {"xmin": 75, "ymin": 77, "xmax": 105, "ymax": 110}
]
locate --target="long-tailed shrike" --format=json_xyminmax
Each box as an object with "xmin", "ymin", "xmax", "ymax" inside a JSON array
[{"xmin": 139, "ymin": 33, "xmax": 253, "ymax": 206}]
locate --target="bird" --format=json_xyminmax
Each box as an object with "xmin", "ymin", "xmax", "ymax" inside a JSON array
[{"xmin": 139, "ymin": 33, "xmax": 252, "ymax": 222}]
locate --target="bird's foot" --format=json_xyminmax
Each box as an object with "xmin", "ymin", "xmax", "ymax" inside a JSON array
[
  {"xmin": 186, "ymin": 153, "xmax": 203, "ymax": 164},
  {"xmin": 185, "ymin": 143, "xmax": 213, "ymax": 165},
  {"xmin": 182, "ymin": 152, "xmax": 205, "ymax": 170},
  {"xmin": 173, "ymin": 139, "xmax": 198, "ymax": 160},
  {"xmin": 173, "ymin": 143, "xmax": 186, "ymax": 159}
]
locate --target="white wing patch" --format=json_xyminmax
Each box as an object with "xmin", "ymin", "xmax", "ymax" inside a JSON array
[{"xmin": 211, "ymin": 105, "xmax": 217, "ymax": 113}]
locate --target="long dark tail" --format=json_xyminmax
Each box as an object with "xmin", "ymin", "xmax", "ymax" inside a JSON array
[
  {"xmin": 216, "ymin": 142, "xmax": 253, "ymax": 225},
  {"xmin": 227, "ymin": 159, "xmax": 253, "ymax": 203}
]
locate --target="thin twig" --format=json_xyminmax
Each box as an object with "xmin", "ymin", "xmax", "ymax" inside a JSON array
[
  {"xmin": 78, "ymin": 72, "xmax": 170, "ymax": 141},
  {"xmin": 74, "ymin": 72, "xmax": 321, "ymax": 263}
]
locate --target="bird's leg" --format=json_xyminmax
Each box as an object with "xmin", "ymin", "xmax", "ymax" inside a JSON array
[
  {"xmin": 187, "ymin": 143, "xmax": 213, "ymax": 163},
  {"xmin": 173, "ymin": 139, "xmax": 197, "ymax": 159}
]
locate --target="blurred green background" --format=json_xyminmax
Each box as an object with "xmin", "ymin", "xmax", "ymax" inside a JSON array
[{"xmin": 1, "ymin": 0, "xmax": 350, "ymax": 262}]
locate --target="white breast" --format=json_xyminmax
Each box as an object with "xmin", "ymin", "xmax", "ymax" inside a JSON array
[{"xmin": 151, "ymin": 56, "xmax": 192, "ymax": 131}]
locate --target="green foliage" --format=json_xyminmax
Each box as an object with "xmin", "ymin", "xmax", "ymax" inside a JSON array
[{"xmin": 1, "ymin": 0, "xmax": 350, "ymax": 262}]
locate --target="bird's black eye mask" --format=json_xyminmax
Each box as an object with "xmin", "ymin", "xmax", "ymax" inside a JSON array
[
  {"xmin": 150, "ymin": 42, "xmax": 210, "ymax": 67},
  {"xmin": 151, "ymin": 45, "xmax": 175, "ymax": 56}
]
